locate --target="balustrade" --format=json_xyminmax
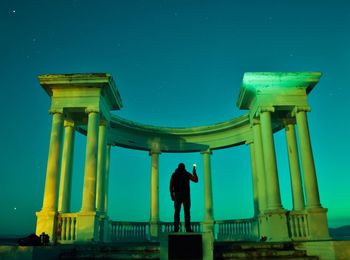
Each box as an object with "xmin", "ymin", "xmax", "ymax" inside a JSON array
[
  {"xmin": 287, "ymin": 212, "xmax": 310, "ymax": 240},
  {"xmin": 215, "ymin": 218, "xmax": 257, "ymax": 241},
  {"xmin": 56, "ymin": 213, "xmax": 77, "ymax": 243},
  {"xmin": 160, "ymin": 221, "xmax": 202, "ymax": 233},
  {"xmin": 110, "ymin": 221, "xmax": 149, "ymax": 241}
]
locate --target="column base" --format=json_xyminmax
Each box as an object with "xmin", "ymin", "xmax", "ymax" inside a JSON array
[
  {"xmin": 202, "ymin": 220, "xmax": 214, "ymax": 234},
  {"xmin": 306, "ymin": 207, "xmax": 331, "ymax": 240},
  {"xmin": 35, "ymin": 210, "xmax": 58, "ymax": 244},
  {"xmin": 150, "ymin": 220, "xmax": 160, "ymax": 240},
  {"xmin": 98, "ymin": 214, "xmax": 110, "ymax": 242},
  {"xmin": 76, "ymin": 211, "xmax": 100, "ymax": 242},
  {"xmin": 262, "ymin": 209, "xmax": 290, "ymax": 242}
]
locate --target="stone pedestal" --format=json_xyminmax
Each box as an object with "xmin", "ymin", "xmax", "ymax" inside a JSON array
[
  {"xmin": 150, "ymin": 221, "xmax": 160, "ymax": 241},
  {"xmin": 307, "ymin": 207, "xmax": 330, "ymax": 240},
  {"xmin": 76, "ymin": 212, "xmax": 100, "ymax": 242},
  {"xmin": 263, "ymin": 209, "xmax": 290, "ymax": 242},
  {"xmin": 35, "ymin": 211, "xmax": 57, "ymax": 244},
  {"xmin": 98, "ymin": 215, "xmax": 110, "ymax": 242},
  {"xmin": 160, "ymin": 232, "xmax": 213, "ymax": 260}
]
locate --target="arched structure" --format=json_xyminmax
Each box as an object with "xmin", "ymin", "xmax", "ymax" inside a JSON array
[{"xmin": 35, "ymin": 72, "xmax": 330, "ymax": 244}]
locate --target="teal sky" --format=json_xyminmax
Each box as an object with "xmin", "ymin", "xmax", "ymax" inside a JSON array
[{"xmin": 1, "ymin": 0, "xmax": 350, "ymax": 235}]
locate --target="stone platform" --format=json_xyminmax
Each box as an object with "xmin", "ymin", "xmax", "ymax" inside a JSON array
[{"xmin": 1, "ymin": 240, "xmax": 350, "ymax": 259}]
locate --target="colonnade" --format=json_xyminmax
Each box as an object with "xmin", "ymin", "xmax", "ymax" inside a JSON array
[
  {"xmin": 36, "ymin": 72, "xmax": 330, "ymax": 243},
  {"xmin": 248, "ymin": 106, "xmax": 328, "ymax": 240},
  {"xmin": 36, "ymin": 109, "xmax": 112, "ymax": 241}
]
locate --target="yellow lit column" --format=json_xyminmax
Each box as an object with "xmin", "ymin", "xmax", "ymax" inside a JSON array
[
  {"xmin": 294, "ymin": 107, "xmax": 330, "ymax": 240},
  {"xmin": 96, "ymin": 121, "xmax": 108, "ymax": 214},
  {"xmin": 58, "ymin": 119, "xmax": 75, "ymax": 213},
  {"xmin": 202, "ymin": 149, "xmax": 214, "ymax": 233},
  {"xmin": 259, "ymin": 108, "xmax": 288, "ymax": 241},
  {"xmin": 248, "ymin": 140, "xmax": 260, "ymax": 239},
  {"xmin": 36, "ymin": 111, "xmax": 64, "ymax": 241},
  {"xmin": 41, "ymin": 111, "xmax": 64, "ymax": 211},
  {"xmin": 81, "ymin": 111, "xmax": 100, "ymax": 212},
  {"xmin": 247, "ymin": 141, "xmax": 259, "ymax": 216},
  {"xmin": 78, "ymin": 110, "xmax": 100, "ymax": 242},
  {"xmin": 104, "ymin": 145, "xmax": 111, "ymax": 215},
  {"xmin": 294, "ymin": 108, "xmax": 321, "ymax": 208},
  {"xmin": 252, "ymin": 120, "xmax": 267, "ymax": 213},
  {"xmin": 285, "ymin": 121, "xmax": 305, "ymax": 211},
  {"xmin": 150, "ymin": 151, "xmax": 160, "ymax": 239},
  {"xmin": 259, "ymin": 108, "xmax": 282, "ymax": 210}
]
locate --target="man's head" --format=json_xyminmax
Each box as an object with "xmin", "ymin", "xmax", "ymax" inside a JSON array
[{"xmin": 178, "ymin": 163, "xmax": 185, "ymax": 170}]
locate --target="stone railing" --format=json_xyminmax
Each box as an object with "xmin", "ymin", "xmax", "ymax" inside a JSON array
[
  {"xmin": 287, "ymin": 211, "xmax": 310, "ymax": 240},
  {"xmin": 160, "ymin": 221, "xmax": 202, "ymax": 233},
  {"xmin": 56, "ymin": 213, "xmax": 78, "ymax": 243},
  {"xmin": 110, "ymin": 221, "xmax": 149, "ymax": 241},
  {"xmin": 110, "ymin": 219, "xmax": 257, "ymax": 242},
  {"xmin": 215, "ymin": 218, "xmax": 257, "ymax": 241}
]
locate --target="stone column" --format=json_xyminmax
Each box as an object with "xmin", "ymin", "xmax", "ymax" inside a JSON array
[
  {"xmin": 202, "ymin": 149, "xmax": 214, "ymax": 233},
  {"xmin": 81, "ymin": 110, "xmax": 100, "ymax": 212},
  {"xmin": 248, "ymin": 141, "xmax": 259, "ymax": 216},
  {"xmin": 294, "ymin": 108, "xmax": 321, "ymax": 208},
  {"xmin": 78, "ymin": 110, "xmax": 100, "ymax": 242},
  {"xmin": 293, "ymin": 107, "xmax": 330, "ymax": 240},
  {"xmin": 252, "ymin": 120, "xmax": 267, "ymax": 213},
  {"xmin": 58, "ymin": 119, "xmax": 75, "ymax": 213},
  {"xmin": 150, "ymin": 150, "xmax": 160, "ymax": 239},
  {"xmin": 285, "ymin": 120, "xmax": 305, "ymax": 211},
  {"xmin": 258, "ymin": 107, "xmax": 288, "ymax": 241},
  {"xmin": 259, "ymin": 108, "xmax": 282, "ymax": 210},
  {"xmin": 36, "ymin": 111, "xmax": 64, "ymax": 241},
  {"xmin": 96, "ymin": 121, "xmax": 108, "ymax": 214},
  {"xmin": 104, "ymin": 145, "xmax": 111, "ymax": 215}
]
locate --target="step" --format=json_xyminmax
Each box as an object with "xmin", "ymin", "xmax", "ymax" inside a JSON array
[{"xmin": 59, "ymin": 243, "xmax": 160, "ymax": 260}]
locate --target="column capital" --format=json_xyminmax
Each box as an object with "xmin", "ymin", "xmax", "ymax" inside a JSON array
[
  {"xmin": 257, "ymin": 106, "xmax": 275, "ymax": 115},
  {"xmin": 282, "ymin": 117, "xmax": 296, "ymax": 126},
  {"xmin": 245, "ymin": 139, "xmax": 254, "ymax": 145},
  {"xmin": 251, "ymin": 118, "xmax": 261, "ymax": 127},
  {"xmin": 149, "ymin": 150, "xmax": 161, "ymax": 156},
  {"xmin": 85, "ymin": 108, "xmax": 99, "ymax": 114},
  {"xmin": 49, "ymin": 108, "xmax": 63, "ymax": 115},
  {"xmin": 201, "ymin": 149, "xmax": 212, "ymax": 155},
  {"xmin": 64, "ymin": 119, "xmax": 75, "ymax": 128},
  {"xmin": 99, "ymin": 119, "xmax": 109, "ymax": 126},
  {"xmin": 291, "ymin": 106, "xmax": 311, "ymax": 116}
]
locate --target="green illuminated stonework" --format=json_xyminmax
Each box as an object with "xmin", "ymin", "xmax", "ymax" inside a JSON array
[{"xmin": 36, "ymin": 72, "xmax": 330, "ymax": 246}]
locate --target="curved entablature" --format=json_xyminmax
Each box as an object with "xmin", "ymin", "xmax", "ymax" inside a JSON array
[{"xmin": 108, "ymin": 114, "xmax": 253, "ymax": 152}]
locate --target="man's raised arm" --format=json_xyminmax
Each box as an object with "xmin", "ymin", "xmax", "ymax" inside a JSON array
[{"xmin": 189, "ymin": 166, "xmax": 198, "ymax": 183}]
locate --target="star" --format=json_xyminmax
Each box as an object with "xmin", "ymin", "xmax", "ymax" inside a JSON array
[
  {"xmin": 12, "ymin": 10, "xmax": 16, "ymax": 14},
  {"xmin": 14, "ymin": 207, "xmax": 17, "ymax": 210}
]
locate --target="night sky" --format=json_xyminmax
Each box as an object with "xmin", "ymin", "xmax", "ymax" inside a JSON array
[{"xmin": 1, "ymin": 0, "xmax": 349, "ymax": 235}]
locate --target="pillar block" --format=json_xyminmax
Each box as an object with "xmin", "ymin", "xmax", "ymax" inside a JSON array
[
  {"xmin": 35, "ymin": 211, "xmax": 57, "ymax": 244},
  {"xmin": 307, "ymin": 207, "xmax": 331, "ymax": 240},
  {"xmin": 76, "ymin": 212, "xmax": 100, "ymax": 242}
]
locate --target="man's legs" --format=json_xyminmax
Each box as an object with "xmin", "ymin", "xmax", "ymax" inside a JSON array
[
  {"xmin": 174, "ymin": 193, "xmax": 182, "ymax": 232},
  {"xmin": 183, "ymin": 194, "xmax": 192, "ymax": 232}
]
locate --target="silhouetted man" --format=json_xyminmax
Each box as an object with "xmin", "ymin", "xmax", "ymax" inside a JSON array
[{"xmin": 170, "ymin": 163, "xmax": 198, "ymax": 232}]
